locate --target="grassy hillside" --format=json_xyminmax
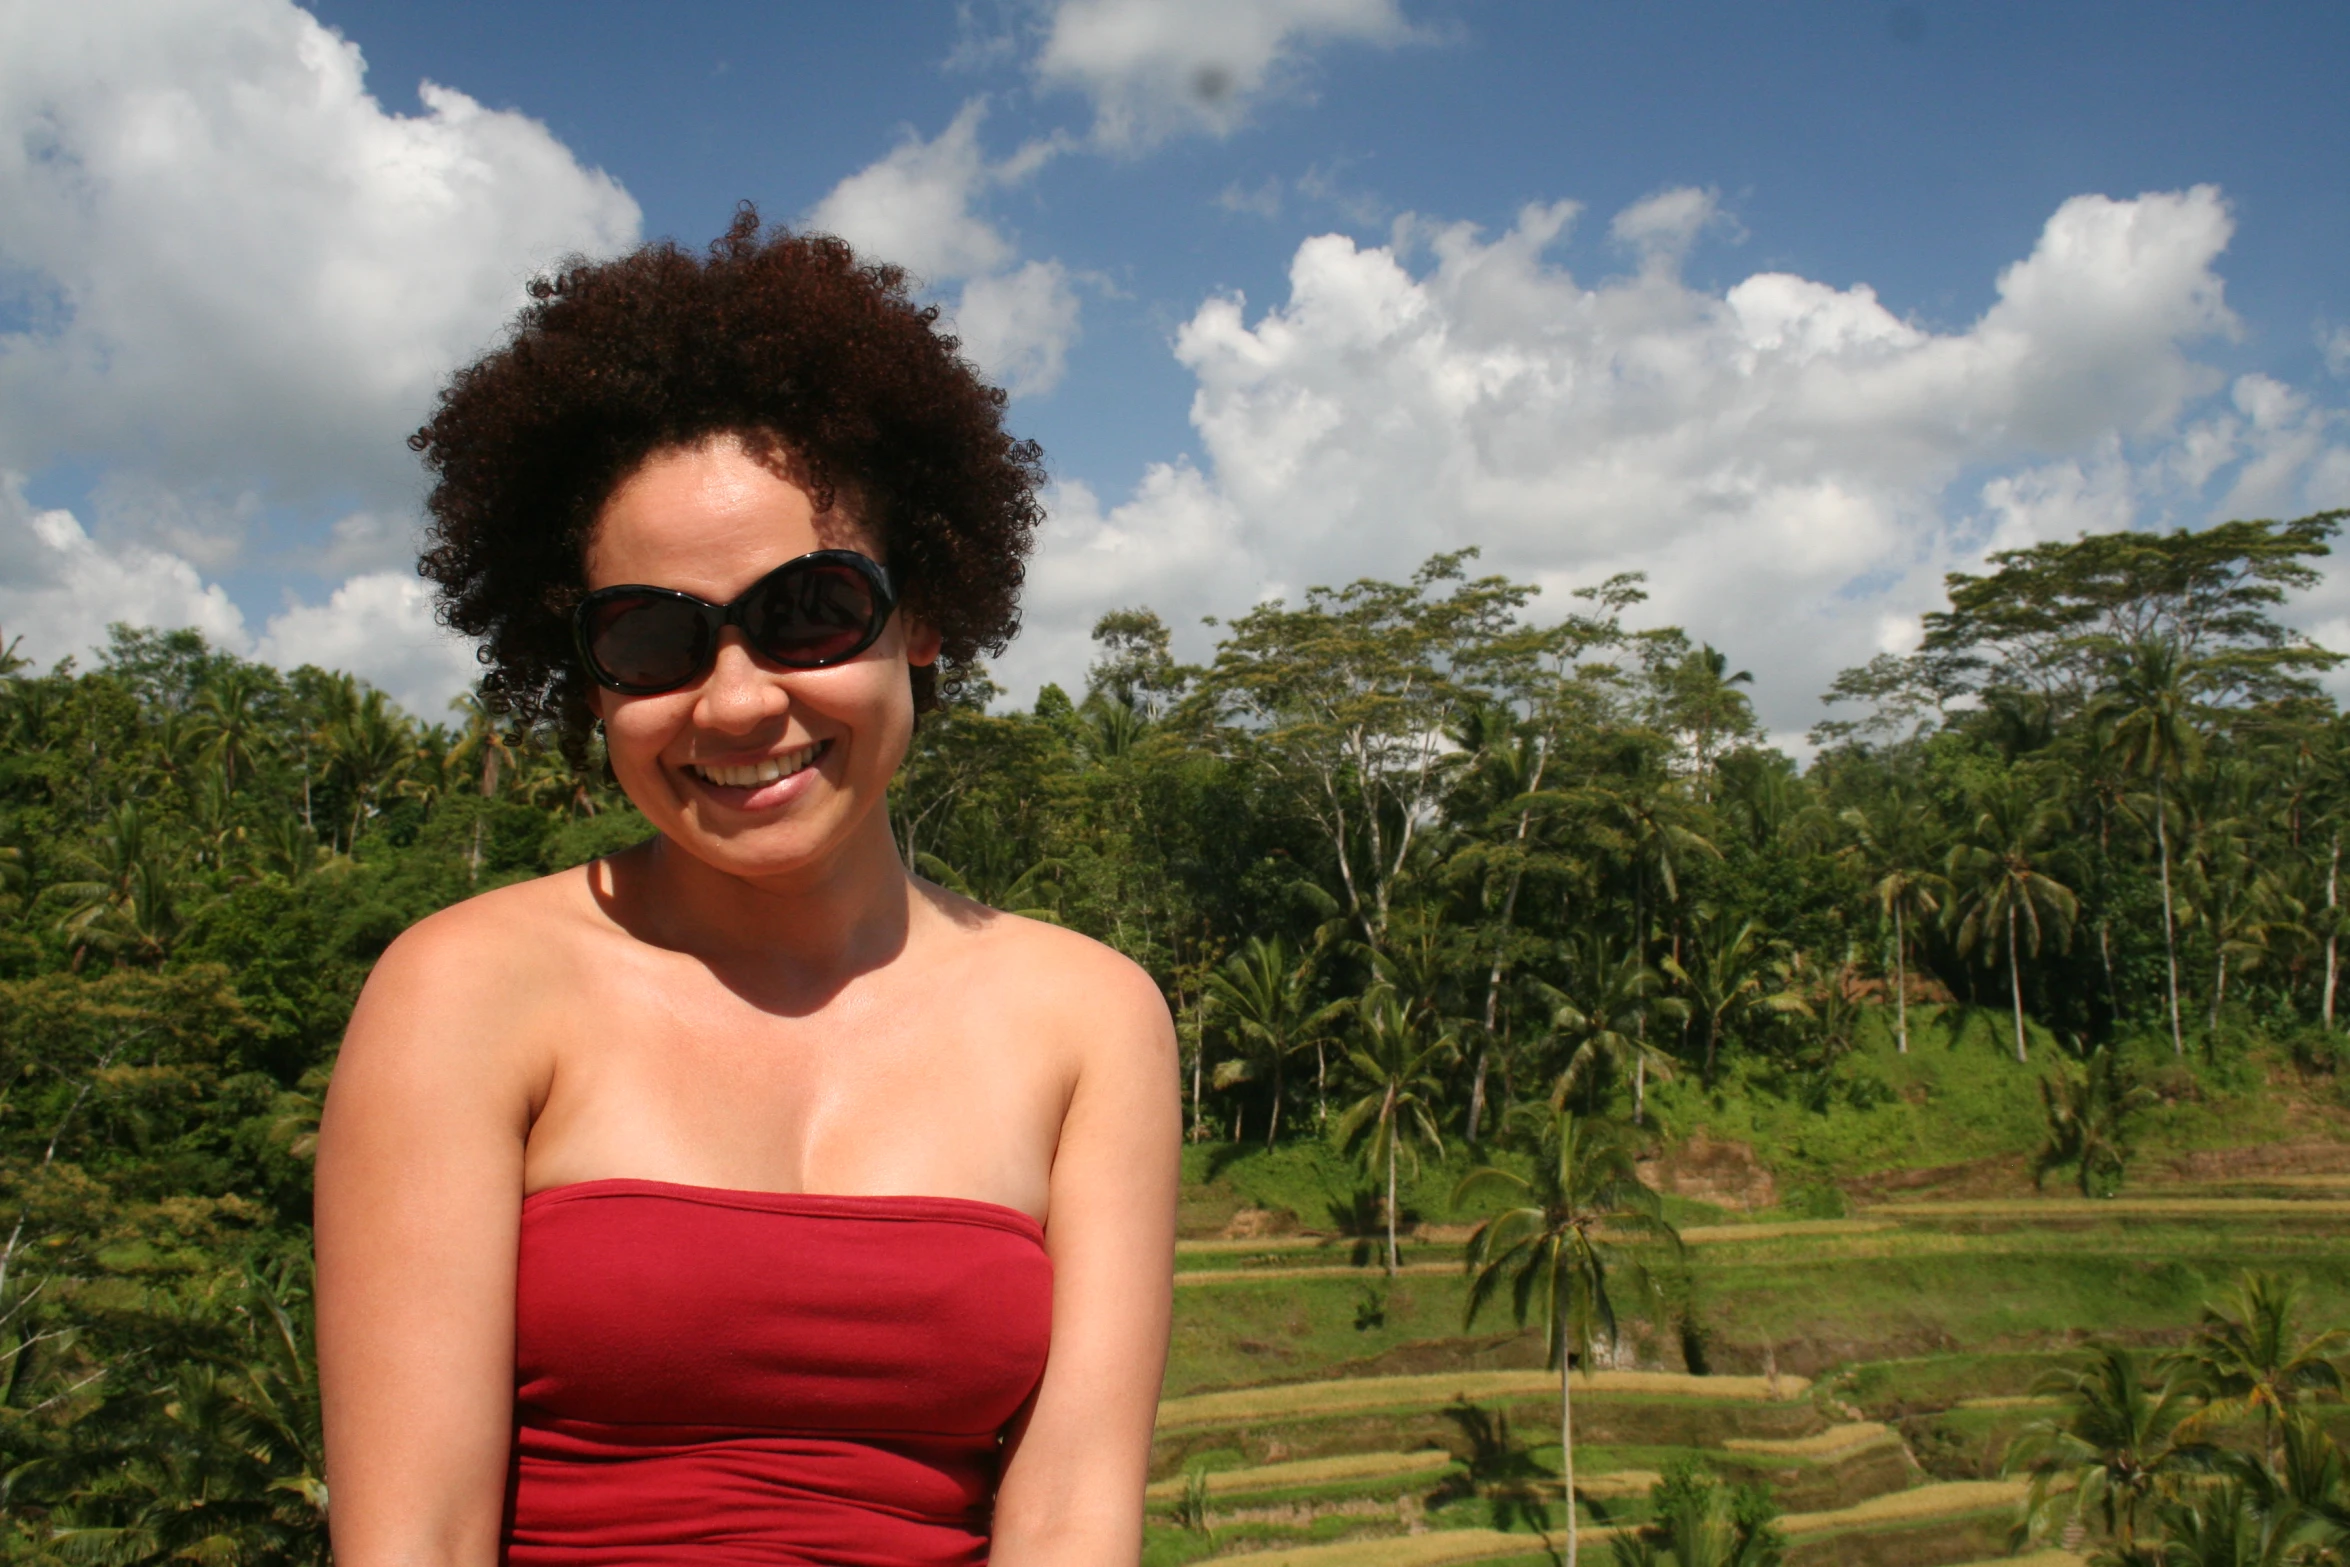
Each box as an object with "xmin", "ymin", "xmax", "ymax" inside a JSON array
[{"xmin": 1148, "ymin": 1021, "xmax": 2350, "ymax": 1567}]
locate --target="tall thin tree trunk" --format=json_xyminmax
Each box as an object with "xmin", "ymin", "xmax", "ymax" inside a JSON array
[
  {"xmin": 1267, "ymin": 1054, "xmax": 1283, "ymax": 1150},
  {"xmin": 1471, "ymin": 745, "xmax": 1547, "ymax": 1143},
  {"xmin": 2156, "ymin": 783, "xmax": 2184, "ymax": 1056},
  {"xmin": 2326, "ymin": 834, "xmax": 2340, "ymax": 1032},
  {"xmin": 1633, "ymin": 1054, "xmax": 1646, "ymax": 1126},
  {"xmin": 1190, "ymin": 1033, "xmax": 1203, "ymax": 1143},
  {"xmin": 2098, "ymin": 922, "xmax": 2118, "ymax": 1024},
  {"xmin": 1892, "ymin": 901, "xmax": 1909, "ymax": 1054},
  {"xmin": 1560, "ymin": 1353, "xmax": 1578, "ymax": 1567},
  {"xmin": 1383, "ymin": 1115, "xmax": 1400, "ymax": 1279},
  {"xmin": 2211, "ymin": 950, "xmax": 2227, "ymax": 1037},
  {"xmin": 2007, "ymin": 903, "xmax": 2028, "ymax": 1063}
]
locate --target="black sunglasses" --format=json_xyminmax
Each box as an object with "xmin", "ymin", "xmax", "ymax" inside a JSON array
[{"xmin": 573, "ymin": 549, "xmax": 899, "ymax": 695}]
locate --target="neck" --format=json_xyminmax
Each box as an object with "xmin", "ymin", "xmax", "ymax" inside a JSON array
[{"xmin": 625, "ymin": 802, "xmax": 917, "ymax": 992}]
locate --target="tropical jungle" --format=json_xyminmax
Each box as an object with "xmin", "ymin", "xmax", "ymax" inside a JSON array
[{"xmin": 2, "ymin": 512, "xmax": 2348, "ymax": 1566}]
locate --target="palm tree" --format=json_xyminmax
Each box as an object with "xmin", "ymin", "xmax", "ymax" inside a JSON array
[
  {"xmin": 1452, "ymin": 709, "xmax": 1555, "ymax": 1143},
  {"xmin": 2007, "ymin": 1346, "xmax": 2215, "ymax": 1555},
  {"xmin": 1336, "ymin": 985, "xmax": 1454, "ymax": 1276},
  {"xmin": 46, "ymin": 804, "xmax": 185, "ymax": 964},
  {"xmin": 449, "ymin": 690, "xmax": 522, "ymax": 879},
  {"xmin": 186, "ymin": 665, "xmax": 270, "ymax": 792},
  {"xmin": 2164, "ymin": 1271, "xmax": 2348, "ymax": 1472},
  {"xmin": 1537, "ymin": 931, "xmax": 1684, "ymax": 1123},
  {"xmin": 1672, "ymin": 643, "xmax": 1757, "ymax": 783},
  {"xmin": 320, "ymin": 686, "xmax": 415, "ymax": 848},
  {"xmin": 1203, "ymin": 935, "xmax": 1347, "ymax": 1146},
  {"xmin": 1456, "ymin": 1107, "xmax": 1680, "ymax": 1567},
  {"xmin": 1838, "ymin": 788, "xmax": 1946, "ymax": 1054},
  {"xmin": 1607, "ymin": 779, "xmax": 1720, "ymax": 966},
  {"xmin": 2147, "ymin": 1479, "xmax": 2304, "ymax": 1567},
  {"xmin": 2093, "ymin": 636, "xmax": 2204, "ymax": 1056},
  {"xmin": 2033, "ymin": 1046, "xmax": 2154, "ymax": 1197},
  {"xmin": 2176, "ymin": 762, "xmax": 2297, "ymax": 1041},
  {"xmin": 1612, "ymin": 1462, "xmax": 1785, "ymax": 1567},
  {"xmin": 1662, "ymin": 908, "xmax": 1804, "ymax": 1085},
  {"xmin": 1945, "ymin": 773, "xmax": 2078, "ymax": 1063},
  {"xmin": 186, "ymin": 760, "xmax": 246, "ymax": 872}
]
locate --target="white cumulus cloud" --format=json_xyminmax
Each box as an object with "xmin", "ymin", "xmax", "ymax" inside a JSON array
[
  {"xmin": 0, "ymin": 0, "xmax": 641, "ymax": 704},
  {"xmin": 808, "ymin": 101, "xmax": 1082, "ymax": 397},
  {"xmin": 1005, "ymin": 185, "xmax": 2350, "ymax": 742},
  {"xmin": 0, "ymin": 474, "xmax": 479, "ymax": 720},
  {"xmin": 1035, "ymin": 0, "xmax": 1413, "ymax": 149},
  {"xmin": 253, "ymin": 572, "xmax": 481, "ymax": 720},
  {"xmin": 0, "ymin": 475, "xmax": 249, "ymax": 672},
  {"xmin": 807, "ymin": 100, "xmax": 1024, "ymax": 284}
]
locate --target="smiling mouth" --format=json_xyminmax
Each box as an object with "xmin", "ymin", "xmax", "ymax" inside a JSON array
[{"xmin": 686, "ymin": 739, "xmax": 829, "ymax": 788}]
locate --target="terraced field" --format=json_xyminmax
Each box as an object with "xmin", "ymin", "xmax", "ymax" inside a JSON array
[{"xmin": 1143, "ymin": 1158, "xmax": 2349, "ymax": 1566}]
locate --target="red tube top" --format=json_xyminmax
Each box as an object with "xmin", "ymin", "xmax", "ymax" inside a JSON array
[{"xmin": 506, "ymin": 1179, "xmax": 1052, "ymax": 1566}]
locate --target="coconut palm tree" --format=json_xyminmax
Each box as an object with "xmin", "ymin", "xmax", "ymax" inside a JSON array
[
  {"xmin": 2092, "ymin": 636, "xmax": 2204, "ymax": 1056},
  {"xmin": 1203, "ymin": 935, "xmax": 1348, "ymax": 1146},
  {"xmin": 2146, "ymin": 1479, "xmax": 2305, "ymax": 1567},
  {"xmin": 2164, "ymin": 1271, "xmax": 2347, "ymax": 1473},
  {"xmin": 1662, "ymin": 908, "xmax": 1805, "ymax": 1085},
  {"xmin": 1612, "ymin": 1461, "xmax": 1785, "ymax": 1567},
  {"xmin": 186, "ymin": 665, "xmax": 271, "ymax": 793},
  {"xmin": 319, "ymin": 686, "xmax": 415, "ymax": 848},
  {"xmin": 2033, "ymin": 1046, "xmax": 2155, "ymax": 1197},
  {"xmin": 46, "ymin": 804, "xmax": 186, "ymax": 964},
  {"xmin": 1456, "ymin": 1107, "xmax": 1680, "ymax": 1567},
  {"xmin": 1945, "ymin": 772, "xmax": 2078, "ymax": 1063},
  {"xmin": 1837, "ymin": 787, "xmax": 1946, "ymax": 1054},
  {"xmin": 2007, "ymin": 1346, "xmax": 2216, "ymax": 1555},
  {"xmin": 1337, "ymin": 985, "xmax": 1454, "ymax": 1276},
  {"xmin": 1536, "ymin": 931, "xmax": 1684, "ymax": 1123}
]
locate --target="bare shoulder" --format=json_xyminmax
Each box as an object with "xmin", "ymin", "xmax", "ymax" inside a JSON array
[
  {"xmin": 913, "ymin": 881, "xmax": 1174, "ymax": 1062},
  {"xmin": 332, "ymin": 865, "xmax": 609, "ymax": 1098},
  {"xmin": 360, "ymin": 867, "xmax": 599, "ymax": 1008}
]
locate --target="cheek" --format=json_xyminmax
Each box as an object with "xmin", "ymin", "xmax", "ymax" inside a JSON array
[{"xmin": 598, "ymin": 697, "xmax": 689, "ymax": 768}]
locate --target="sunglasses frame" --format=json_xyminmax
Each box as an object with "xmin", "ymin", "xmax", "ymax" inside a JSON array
[{"xmin": 572, "ymin": 548, "xmax": 900, "ymax": 695}]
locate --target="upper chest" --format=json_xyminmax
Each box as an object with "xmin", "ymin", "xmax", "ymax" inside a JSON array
[{"xmin": 529, "ymin": 926, "xmax": 1070, "ymax": 1119}]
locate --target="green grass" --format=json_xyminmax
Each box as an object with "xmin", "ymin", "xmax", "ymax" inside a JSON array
[{"xmin": 1637, "ymin": 1010, "xmax": 2313, "ymax": 1184}]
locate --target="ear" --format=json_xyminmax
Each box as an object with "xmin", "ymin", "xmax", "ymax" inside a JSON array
[{"xmin": 904, "ymin": 616, "xmax": 943, "ymax": 668}]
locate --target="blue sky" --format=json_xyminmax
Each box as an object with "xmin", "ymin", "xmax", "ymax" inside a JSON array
[{"xmin": 5, "ymin": 1, "xmax": 2348, "ymax": 737}]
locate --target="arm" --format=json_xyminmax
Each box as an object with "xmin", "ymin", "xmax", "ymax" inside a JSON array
[
  {"xmin": 989, "ymin": 955, "xmax": 1180, "ymax": 1565},
  {"xmin": 314, "ymin": 905, "xmax": 546, "ymax": 1567}
]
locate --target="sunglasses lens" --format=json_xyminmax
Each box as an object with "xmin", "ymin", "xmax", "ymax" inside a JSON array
[
  {"xmin": 585, "ymin": 595, "xmax": 709, "ymax": 691},
  {"xmin": 746, "ymin": 560, "xmax": 882, "ymax": 666}
]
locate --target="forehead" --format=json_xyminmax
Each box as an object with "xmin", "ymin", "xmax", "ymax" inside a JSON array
[{"xmin": 583, "ymin": 436, "xmax": 870, "ymax": 596}]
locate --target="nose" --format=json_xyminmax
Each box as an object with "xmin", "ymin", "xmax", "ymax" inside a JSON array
[{"xmin": 690, "ymin": 630, "xmax": 791, "ymax": 736}]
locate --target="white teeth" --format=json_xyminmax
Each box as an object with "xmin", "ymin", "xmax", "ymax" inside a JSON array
[{"xmin": 691, "ymin": 743, "xmax": 824, "ymax": 789}]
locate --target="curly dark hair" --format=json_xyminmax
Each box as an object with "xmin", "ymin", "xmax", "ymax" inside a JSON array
[{"xmin": 413, "ymin": 205, "xmax": 1045, "ymax": 758}]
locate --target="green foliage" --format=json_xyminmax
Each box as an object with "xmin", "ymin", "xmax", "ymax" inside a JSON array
[
  {"xmin": 1611, "ymin": 1458, "xmax": 1784, "ymax": 1567},
  {"xmin": 0, "ymin": 637, "xmax": 629, "ymax": 1560},
  {"xmin": 2035, "ymin": 1044, "xmax": 2157, "ymax": 1197},
  {"xmin": 6, "ymin": 511, "xmax": 2350, "ymax": 1551}
]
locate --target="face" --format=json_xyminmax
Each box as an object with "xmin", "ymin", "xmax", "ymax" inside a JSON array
[{"xmin": 583, "ymin": 434, "xmax": 940, "ymax": 884}]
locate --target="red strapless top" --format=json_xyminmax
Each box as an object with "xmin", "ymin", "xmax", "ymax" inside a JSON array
[{"xmin": 505, "ymin": 1180, "xmax": 1053, "ymax": 1566}]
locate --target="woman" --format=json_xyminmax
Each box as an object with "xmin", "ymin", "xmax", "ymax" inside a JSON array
[{"xmin": 314, "ymin": 211, "xmax": 1179, "ymax": 1566}]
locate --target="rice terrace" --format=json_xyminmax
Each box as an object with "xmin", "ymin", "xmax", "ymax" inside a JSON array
[{"xmin": 1142, "ymin": 1024, "xmax": 2350, "ymax": 1566}]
